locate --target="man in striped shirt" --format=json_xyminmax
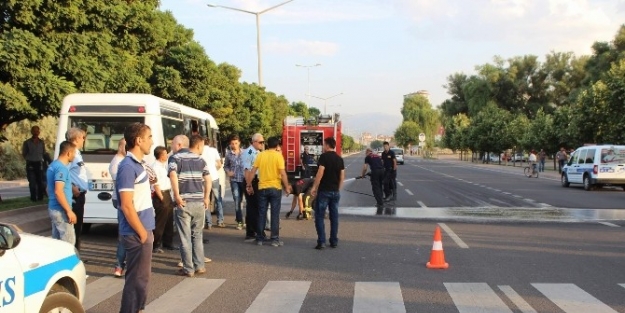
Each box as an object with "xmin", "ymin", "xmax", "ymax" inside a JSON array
[{"xmin": 169, "ymin": 135, "xmax": 211, "ymax": 277}]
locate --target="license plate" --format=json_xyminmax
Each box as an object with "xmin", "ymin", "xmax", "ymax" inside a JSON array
[{"xmin": 89, "ymin": 180, "xmax": 114, "ymax": 191}]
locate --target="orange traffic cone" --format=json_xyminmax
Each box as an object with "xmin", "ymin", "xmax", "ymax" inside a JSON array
[{"xmin": 426, "ymin": 226, "xmax": 449, "ymax": 269}]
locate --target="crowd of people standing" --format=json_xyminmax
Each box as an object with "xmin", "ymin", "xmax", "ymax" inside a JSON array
[{"xmin": 41, "ymin": 121, "xmax": 345, "ymax": 313}]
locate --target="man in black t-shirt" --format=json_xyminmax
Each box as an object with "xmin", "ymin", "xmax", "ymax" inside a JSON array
[
  {"xmin": 286, "ymin": 177, "xmax": 314, "ymax": 220},
  {"xmin": 311, "ymin": 137, "xmax": 345, "ymax": 250},
  {"xmin": 381, "ymin": 141, "xmax": 397, "ymax": 201},
  {"xmin": 360, "ymin": 148, "xmax": 385, "ymax": 207}
]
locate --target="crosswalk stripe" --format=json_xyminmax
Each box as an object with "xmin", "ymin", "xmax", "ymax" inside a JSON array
[
  {"xmin": 83, "ymin": 276, "xmax": 125, "ymax": 310},
  {"xmin": 620, "ymin": 284, "xmax": 625, "ymax": 289},
  {"xmin": 445, "ymin": 283, "xmax": 512, "ymax": 313},
  {"xmin": 144, "ymin": 278, "xmax": 225, "ymax": 313},
  {"xmin": 353, "ymin": 282, "xmax": 406, "ymax": 313},
  {"xmin": 497, "ymin": 285, "xmax": 537, "ymax": 313},
  {"xmin": 246, "ymin": 281, "xmax": 311, "ymax": 313},
  {"xmin": 532, "ymin": 283, "xmax": 618, "ymax": 313}
]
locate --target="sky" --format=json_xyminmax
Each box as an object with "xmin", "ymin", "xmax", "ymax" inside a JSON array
[{"xmin": 159, "ymin": 0, "xmax": 625, "ymax": 136}]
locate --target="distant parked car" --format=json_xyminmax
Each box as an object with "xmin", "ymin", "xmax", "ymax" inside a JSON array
[
  {"xmin": 482, "ymin": 153, "xmax": 500, "ymax": 162},
  {"xmin": 512, "ymin": 153, "xmax": 527, "ymax": 162},
  {"xmin": 391, "ymin": 148, "xmax": 404, "ymax": 165}
]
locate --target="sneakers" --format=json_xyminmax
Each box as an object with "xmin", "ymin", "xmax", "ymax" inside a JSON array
[
  {"xmin": 195, "ymin": 268, "xmax": 206, "ymax": 275},
  {"xmin": 271, "ymin": 240, "xmax": 284, "ymax": 247},
  {"xmin": 178, "ymin": 258, "xmax": 211, "ymax": 268},
  {"xmin": 153, "ymin": 248, "xmax": 164, "ymax": 254},
  {"xmin": 314, "ymin": 243, "xmax": 325, "ymax": 250},
  {"xmin": 256, "ymin": 240, "xmax": 263, "ymax": 246},
  {"xmin": 236, "ymin": 222, "xmax": 243, "ymax": 230},
  {"xmin": 217, "ymin": 222, "xmax": 226, "ymax": 228},
  {"xmin": 175, "ymin": 268, "xmax": 194, "ymax": 277},
  {"xmin": 113, "ymin": 267, "xmax": 123, "ymax": 278},
  {"xmin": 244, "ymin": 236, "xmax": 256, "ymax": 243}
]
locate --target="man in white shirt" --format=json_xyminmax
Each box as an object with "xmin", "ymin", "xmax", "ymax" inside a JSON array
[
  {"xmin": 201, "ymin": 138, "xmax": 224, "ymax": 228},
  {"xmin": 528, "ymin": 150, "xmax": 538, "ymax": 174},
  {"xmin": 152, "ymin": 146, "xmax": 176, "ymax": 253}
]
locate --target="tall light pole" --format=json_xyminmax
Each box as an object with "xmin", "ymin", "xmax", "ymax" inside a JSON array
[
  {"xmin": 296, "ymin": 63, "xmax": 321, "ymax": 102},
  {"xmin": 207, "ymin": 0, "xmax": 295, "ymax": 87},
  {"xmin": 310, "ymin": 92, "xmax": 343, "ymax": 114}
]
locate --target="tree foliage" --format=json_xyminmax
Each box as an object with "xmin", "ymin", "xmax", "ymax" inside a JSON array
[
  {"xmin": 440, "ymin": 24, "xmax": 625, "ymax": 155},
  {"xmin": 0, "ymin": 0, "xmax": 290, "ymax": 146}
]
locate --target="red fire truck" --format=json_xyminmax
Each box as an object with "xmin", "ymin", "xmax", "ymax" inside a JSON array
[{"xmin": 282, "ymin": 114, "xmax": 342, "ymax": 178}]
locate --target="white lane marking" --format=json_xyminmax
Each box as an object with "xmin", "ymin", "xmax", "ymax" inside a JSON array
[
  {"xmin": 445, "ymin": 283, "xmax": 512, "ymax": 312},
  {"xmin": 246, "ymin": 281, "xmax": 311, "ymax": 313},
  {"xmin": 344, "ymin": 178, "xmax": 356, "ymax": 183},
  {"xmin": 620, "ymin": 284, "xmax": 625, "ymax": 289},
  {"xmin": 598, "ymin": 222, "xmax": 620, "ymax": 227},
  {"xmin": 405, "ymin": 189, "xmax": 414, "ymax": 196},
  {"xmin": 417, "ymin": 201, "xmax": 427, "ymax": 208},
  {"xmin": 353, "ymin": 282, "xmax": 406, "ymax": 313},
  {"xmin": 438, "ymin": 223, "xmax": 469, "ymax": 249},
  {"xmin": 532, "ymin": 283, "xmax": 618, "ymax": 313},
  {"xmin": 513, "ymin": 195, "xmax": 523, "ymax": 198},
  {"xmin": 539, "ymin": 203, "xmax": 553, "ymax": 207},
  {"xmin": 83, "ymin": 276, "xmax": 125, "ymax": 310},
  {"xmin": 502, "ymin": 192, "xmax": 511, "ymax": 195},
  {"xmin": 498, "ymin": 285, "xmax": 538, "ymax": 313},
  {"xmin": 493, "ymin": 189, "xmax": 501, "ymax": 192},
  {"xmin": 146, "ymin": 278, "xmax": 225, "ymax": 313},
  {"xmin": 397, "ymin": 182, "xmax": 404, "ymax": 187},
  {"xmin": 523, "ymin": 198, "xmax": 535, "ymax": 202}
]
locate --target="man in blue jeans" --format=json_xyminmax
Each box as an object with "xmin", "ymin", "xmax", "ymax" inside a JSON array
[
  {"xmin": 224, "ymin": 135, "xmax": 246, "ymax": 230},
  {"xmin": 311, "ymin": 137, "xmax": 345, "ymax": 250},
  {"xmin": 246, "ymin": 137, "xmax": 291, "ymax": 247}
]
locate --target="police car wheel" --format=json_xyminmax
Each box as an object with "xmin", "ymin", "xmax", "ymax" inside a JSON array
[
  {"xmin": 39, "ymin": 291, "xmax": 84, "ymax": 313},
  {"xmin": 561, "ymin": 174, "xmax": 570, "ymax": 187}
]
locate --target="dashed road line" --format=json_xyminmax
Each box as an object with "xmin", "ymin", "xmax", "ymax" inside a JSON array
[
  {"xmin": 438, "ymin": 223, "xmax": 469, "ymax": 249},
  {"xmin": 397, "ymin": 182, "xmax": 404, "ymax": 187},
  {"xmin": 598, "ymin": 222, "xmax": 620, "ymax": 227},
  {"xmin": 417, "ymin": 201, "xmax": 427, "ymax": 208},
  {"xmin": 513, "ymin": 195, "xmax": 523, "ymax": 198},
  {"xmin": 405, "ymin": 189, "xmax": 414, "ymax": 196}
]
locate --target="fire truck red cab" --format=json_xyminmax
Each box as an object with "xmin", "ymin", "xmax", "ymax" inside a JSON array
[{"xmin": 282, "ymin": 114, "xmax": 342, "ymax": 178}]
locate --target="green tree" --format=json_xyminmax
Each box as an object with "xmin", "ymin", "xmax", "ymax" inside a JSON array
[
  {"xmin": 370, "ymin": 140, "xmax": 383, "ymax": 150},
  {"xmin": 288, "ymin": 101, "xmax": 309, "ymax": 119},
  {"xmin": 394, "ymin": 121, "xmax": 421, "ymax": 148}
]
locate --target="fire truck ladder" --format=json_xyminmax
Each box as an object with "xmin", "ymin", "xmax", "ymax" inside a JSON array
[{"xmin": 286, "ymin": 122, "xmax": 297, "ymax": 173}]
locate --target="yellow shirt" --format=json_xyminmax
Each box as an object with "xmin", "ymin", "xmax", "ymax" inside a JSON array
[{"xmin": 253, "ymin": 150, "xmax": 285, "ymax": 190}]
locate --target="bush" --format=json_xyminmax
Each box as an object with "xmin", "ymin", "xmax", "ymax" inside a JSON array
[
  {"xmin": 0, "ymin": 144, "xmax": 26, "ymax": 180},
  {"xmin": 0, "ymin": 116, "xmax": 58, "ymax": 180}
]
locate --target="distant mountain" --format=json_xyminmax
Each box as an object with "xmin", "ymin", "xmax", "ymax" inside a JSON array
[{"xmin": 339, "ymin": 112, "xmax": 403, "ymax": 137}]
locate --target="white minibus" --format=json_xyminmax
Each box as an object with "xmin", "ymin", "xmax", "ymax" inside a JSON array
[{"xmin": 54, "ymin": 93, "xmax": 223, "ymax": 232}]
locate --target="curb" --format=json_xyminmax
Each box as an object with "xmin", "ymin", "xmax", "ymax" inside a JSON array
[{"xmin": 0, "ymin": 205, "xmax": 51, "ymax": 234}]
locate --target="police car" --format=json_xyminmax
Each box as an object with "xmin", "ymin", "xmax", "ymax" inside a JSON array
[
  {"xmin": 0, "ymin": 223, "xmax": 86, "ymax": 313},
  {"xmin": 561, "ymin": 144, "xmax": 625, "ymax": 191}
]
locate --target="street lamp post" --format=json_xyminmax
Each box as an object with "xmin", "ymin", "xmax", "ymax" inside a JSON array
[
  {"xmin": 310, "ymin": 92, "xmax": 344, "ymax": 114},
  {"xmin": 207, "ymin": 0, "xmax": 295, "ymax": 87},
  {"xmin": 296, "ymin": 63, "xmax": 321, "ymax": 102}
]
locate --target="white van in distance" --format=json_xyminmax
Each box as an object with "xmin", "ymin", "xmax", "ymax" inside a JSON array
[{"xmin": 561, "ymin": 145, "xmax": 625, "ymax": 191}]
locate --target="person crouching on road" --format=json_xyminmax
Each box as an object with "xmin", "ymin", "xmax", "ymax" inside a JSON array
[
  {"xmin": 286, "ymin": 177, "xmax": 315, "ymax": 220},
  {"xmin": 247, "ymin": 136, "xmax": 291, "ymax": 247},
  {"xmin": 360, "ymin": 148, "xmax": 385, "ymax": 208},
  {"xmin": 169, "ymin": 135, "xmax": 211, "ymax": 277},
  {"xmin": 311, "ymin": 137, "xmax": 345, "ymax": 250},
  {"xmin": 47, "ymin": 141, "xmax": 77, "ymax": 245}
]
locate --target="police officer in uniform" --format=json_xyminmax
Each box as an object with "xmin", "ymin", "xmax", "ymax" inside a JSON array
[
  {"xmin": 360, "ymin": 148, "xmax": 385, "ymax": 207},
  {"xmin": 381, "ymin": 141, "xmax": 397, "ymax": 201}
]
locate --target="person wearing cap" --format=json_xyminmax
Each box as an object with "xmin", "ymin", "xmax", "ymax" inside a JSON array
[{"xmin": 360, "ymin": 148, "xmax": 385, "ymax": 208}]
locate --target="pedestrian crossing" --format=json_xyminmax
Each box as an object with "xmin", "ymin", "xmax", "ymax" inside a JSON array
[{"xmin": 83, "ymin": 277, "xmax": 625, "ymax": 312}]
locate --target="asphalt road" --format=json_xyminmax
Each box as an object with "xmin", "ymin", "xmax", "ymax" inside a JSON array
[
  {"xmin": 0, "ymin": 186, "xmax": 30, "ymax": 200},
  {"xmin": 65, "ymin": 154, "xmax": 625, "ymax": 312}
]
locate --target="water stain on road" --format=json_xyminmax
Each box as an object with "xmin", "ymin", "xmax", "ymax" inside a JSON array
[{"xmin": 341, "ymin": 205, "xmax": 625, "ymax": 223}]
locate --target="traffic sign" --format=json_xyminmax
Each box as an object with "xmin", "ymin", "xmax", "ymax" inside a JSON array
[{"xmin": 418, "ymin": 133, "xmax": 426, "ymax": 142}]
